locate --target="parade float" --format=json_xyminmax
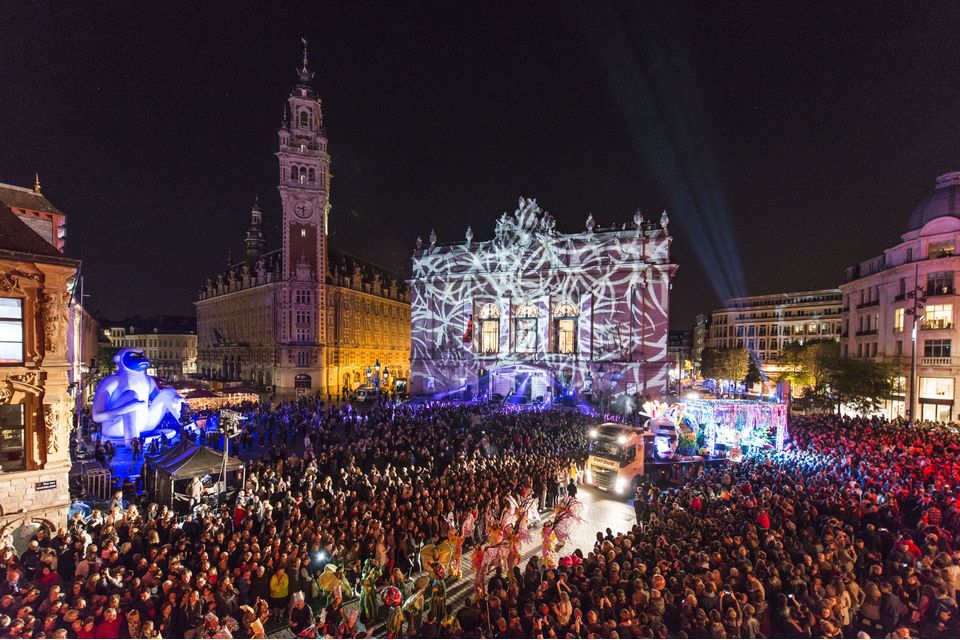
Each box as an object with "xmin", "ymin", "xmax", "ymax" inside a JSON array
[{"xmin": 586, "ymin": 398, "xmax": 788, "ymax": 493}]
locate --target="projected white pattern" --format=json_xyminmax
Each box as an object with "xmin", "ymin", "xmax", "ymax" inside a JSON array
[{"xmin": 410, "ymin": 198, "xmax": 677, "ymax": 399}]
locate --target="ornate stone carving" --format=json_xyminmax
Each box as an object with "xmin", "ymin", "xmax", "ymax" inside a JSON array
[
  {"xmin": 0, "ymin": 269, "xmax": 39, "ymax": 294},
  {"xmin": 42, "ymin": 290, "xmax": 69, "ymax": 356},
  {"xmin": 8, "ymin": 371, "xmax": 42, "ymax": 390},
  {"xmin": 43, "ymin": 399, "xmax": 70, "ymax": 455}
]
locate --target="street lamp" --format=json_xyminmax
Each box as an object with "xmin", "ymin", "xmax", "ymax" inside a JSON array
[{"xmin": 905, "ymin": 265, "xmax": 926, "ymax": 427}]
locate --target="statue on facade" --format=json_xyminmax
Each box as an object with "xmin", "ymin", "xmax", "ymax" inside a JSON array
[
  {"xmin": 465, "ymin": 225, "xmax": 473, "ymax": 246},
  {"xmin": 429, "ymin": 229, "xmax": 437, "ymax": 248},
  {"xmin": 585, "ymin": 213, "xmax": 595, "ymax": 233},
  {"xmin": 92, "ymin": 348, "xmax": 184, "ymax": 443},
  {"xmin": 660, "ymin": 210, "xmax": 670, "ymax": 229}
]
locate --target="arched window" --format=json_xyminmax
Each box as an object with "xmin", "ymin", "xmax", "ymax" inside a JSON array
[
  {"xmin": 290, "ymin": 166, "xmax": 298, "ymax": 181},
  {"xmin": 554, "ymin": 300, "xmax": 579, "ymax": 354},
  {"xmin": 514, "ymin": 303, "xmax": 539, "ymax": 354},
  {"xmin": 299, "ymin": 166, "xmax": 307, "ymax": 184},
  {"xmin": 299, "ymin": 111, "xmax": 309, "ymax": 129},
  {"xmin": 478, "ymin": 303, "xmax": 500, "ymax": 355},
  {"xmin": 308, "ymin": 167, "xmax": 316, "ymax": 182}
]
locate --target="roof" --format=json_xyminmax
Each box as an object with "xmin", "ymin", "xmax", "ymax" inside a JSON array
[
  {"xmin": 0, "ymin": 182, "xmax": 64, "ymax": 216},
  {"xmin": 907, "ymin": 172, "xmax": 960, "ymax": 231},
  {"xmin": 147, "ymin": 440, "xmax": 243, "ymax": 479},
  {"xmin": 0, "ymin": 205, "xmax": 72, "ymax": 262}
]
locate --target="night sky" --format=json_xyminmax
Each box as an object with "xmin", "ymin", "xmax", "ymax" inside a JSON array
[{"xmin": 3, "ymin": 2, "xmax": 960, "ymax": 328}]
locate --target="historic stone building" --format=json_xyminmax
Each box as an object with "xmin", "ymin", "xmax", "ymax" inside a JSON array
[
  {"xmin": 196, "ymin": 45, "xmax": 410, "ymax": 398},
  {"xmin": 702, "ymin": 289, "xmax": 843, "ymax": 378},
  {"xmin": 409, "ymin": 200, "xmax": 676, "ymax": 400},
  {"xmin": 842, "ymin": 171, "xmax": 960, "ymax": 421},
  {"xmin": 0, "ymin": 205, "xmax": 77, "ymax": 533},
  {"xmin": 102, "ymin": 316, "xmax": 197, "ymax": 381}
]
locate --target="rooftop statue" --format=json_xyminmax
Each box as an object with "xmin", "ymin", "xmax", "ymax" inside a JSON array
[{"xmin": 92, "ymin": 348, "xmax": 184, "ymax": 443}]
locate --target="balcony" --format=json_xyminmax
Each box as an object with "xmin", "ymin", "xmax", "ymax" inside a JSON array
[
  {"xmin": 856, "ymin": 300, "xmax": 880, "ymax": 309},
  {"xmin": 922, "ymin": 320, "xmax": 954, "ymax": 331},
  {"xmin": 922, "ymin": 356, "xmax": 957, "ymax": 366},
  {"xmin": 855, "ymin": 329, "xmax": 878, "ymax": 336},
  {"xmin": 894, "ymin": 293, "xmax": 907, "ymax": 301},
  {"xmin": 925, "ymin": 287, "xmax": 956, "ymax": 297}
]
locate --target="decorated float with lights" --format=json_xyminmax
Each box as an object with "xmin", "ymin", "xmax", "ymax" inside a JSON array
[{"xmin": 585, "ymin": 399, "xmax": 787, "ymax": 493}]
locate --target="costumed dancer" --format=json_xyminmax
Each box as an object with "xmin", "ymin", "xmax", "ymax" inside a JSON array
[
  {"xmin": 316, "ymin": 564, "xmax": 352, "ymax": 630},
  {"xmin": 540, "ymin": 496, "xmax": 584, "ymax": 568},
  {"xmin": 401, "ymin": 575, "xmax": 430, "ymax": 635},
  {"xmin": 358, "ymin": 558, "xmax": 383, "ymax": 622},
  {"xmin": 381, "ymin": 586, "xmax": 404, "ymax": 638},
  {"xmin": 425, "ymin": 562, "xmax": 447, "ymax": 622},
  {"xmin": 443, "ymin": 510, "xmax": 476, "ymax": 580}
]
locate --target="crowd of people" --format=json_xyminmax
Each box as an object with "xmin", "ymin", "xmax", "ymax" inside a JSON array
[{"xmin": 1, "ymin": 402, "xmax": 959, "ymax": 639}]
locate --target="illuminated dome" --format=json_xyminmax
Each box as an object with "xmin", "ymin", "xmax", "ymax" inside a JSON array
[{"xmin": 907, "ymin": 172, "xmax": 960, "ymax": 231}]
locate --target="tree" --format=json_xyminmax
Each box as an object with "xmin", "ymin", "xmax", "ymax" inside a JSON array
[
  {"xmin": 826, "ymin": 357, "xmax": 897, "ymax": 415},
  {"xmin": 778, "ymin": 340, "xmax": 840, "ymax": 391},
  {"xmin": 700, "ymin": 347, "xmax": 750, "ymax": 394},
  {"xmin": 744, "ymin": 358, "xmax": 764, "ymax": 387}
]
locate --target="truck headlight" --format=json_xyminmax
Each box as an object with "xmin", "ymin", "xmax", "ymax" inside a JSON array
[
  {"xmin": 589, "ymin": 428, "xmax": 598, "ymax": 439},
  {"xmin": 615, "ymin": 477, "xmax": 627, "ymax": 494},
  {"xmin": 617, "ymin": 434, "xmax": 627, "ymax": 445}
]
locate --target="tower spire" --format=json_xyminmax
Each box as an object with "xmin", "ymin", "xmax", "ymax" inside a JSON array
[
  {"xmin": 34, "ymin": 172, "xmax": 41, "ymax": 194},
  {"xmin": 298, "ymin": 36, "xmax": 313, "ymax": 86}
]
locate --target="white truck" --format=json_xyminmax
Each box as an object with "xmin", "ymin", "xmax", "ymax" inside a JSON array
[{"xmin": 584, "ymin": 422, "xmax": 654, "ymax": 494}]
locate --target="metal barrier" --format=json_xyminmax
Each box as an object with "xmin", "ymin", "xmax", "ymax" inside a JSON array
[{"xmin": 84, "ymin": 469, "xmax": 113, "ymax": 500}]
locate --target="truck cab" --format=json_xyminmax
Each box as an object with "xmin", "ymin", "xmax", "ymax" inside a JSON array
[{"xmin": 584, "ymin": 422, "xmax": 654, "ymax": 494}]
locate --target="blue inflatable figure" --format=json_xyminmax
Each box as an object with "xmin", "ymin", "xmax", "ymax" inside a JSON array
[{"xmin": 92, "ymin": 348, "xmax": 184, "ymax": 443}]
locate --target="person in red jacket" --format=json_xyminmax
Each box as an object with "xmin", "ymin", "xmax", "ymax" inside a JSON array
[
  {"xmin": 94, "ymin": 607, "xmax": 122, "ymax": 639},
  {"xmin": 755, "ymin": 510, "xmax": 771, "ymax": 530}
]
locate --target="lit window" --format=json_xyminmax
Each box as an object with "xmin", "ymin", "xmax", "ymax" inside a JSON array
[
  {"xmin": 478, "ymin": 304, "xmax": 500, "ymax": 355},
  {"xmin": 0, "ymin": 298, "xmax": 24, "ymax": 364},
  {"xmin": 924, "ymin": 305, "xmax": 953, "ymax": 330},
  {"xmin": 927, "ymin": 271, "xmax": 954, "ymax": 295},
  {"xmin": 553, "ymin": 300, "xmax": 579, "ymax": 355},
  {"xmin": 894, "ymin": 308, "xmax": 905, "ymax": 332},
  {"xmin": 514, "ymin": 303, "xmax": 539, "ymax": 354}
]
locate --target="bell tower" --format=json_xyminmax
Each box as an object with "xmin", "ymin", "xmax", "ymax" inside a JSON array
[{"xmin": 275, "ymin": 38, "xmax": 329, "ymax": 394}]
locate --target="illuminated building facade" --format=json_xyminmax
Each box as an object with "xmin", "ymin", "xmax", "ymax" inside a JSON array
[
  {"xmin": 0, "ymin": 205, "xmax": 77, "ymax": 533},
  {"xmin": 196, "ymin": 45, "xmax": 409, "ymax": 397},
  {"xmin": 409, "ymin": 199, "xmax": 676, "ymax": 399},
  {"xmin": 704, "ymin": 289, "xmax": 843, "ymax": 378},
  {"xmin": 103, "ymin": 316, "xmax": 197, "ymax": 380},
  {"xmin": 841, "ymin": 171, "xmax": 960, "ymax": 421}
]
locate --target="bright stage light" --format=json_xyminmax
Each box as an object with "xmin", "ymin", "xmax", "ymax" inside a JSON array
[
  {"xmin": 589, "ymin": 428, "xmax": 598, "ymax": 439},
  {"xmin": 616, "ymin": 434, "xmax": 627, "ymax": 445},
  {"xmin": 615, "ymin": 476, "xmax": 627, "ymax": 494}
]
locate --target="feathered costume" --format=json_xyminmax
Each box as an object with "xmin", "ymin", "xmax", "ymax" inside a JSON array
[
  {"xmin": 540, "ymin": 496, "xmax": 584, "ymax": 568},
  {"xmin": 470, "ymin": 490, "xmax": 537, "ymax": 597},
  {"xmin": 442, "ymin": 510, "xmax": 476, "ymax": 579}
]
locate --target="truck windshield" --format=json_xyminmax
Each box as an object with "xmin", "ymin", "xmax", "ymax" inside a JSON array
[{"xmin": 590, "ymin": 439, "xmax": 622, "ymax": 460}]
